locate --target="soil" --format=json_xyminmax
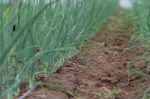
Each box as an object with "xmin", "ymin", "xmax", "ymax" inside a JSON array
[{"xmin": 20, "ymin": 15, "xmax": 150, "ymax": 99}]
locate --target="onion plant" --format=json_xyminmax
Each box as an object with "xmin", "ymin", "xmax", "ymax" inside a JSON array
[
  {"xmin": 130, "ymin": 0, "xmax": 150, "ymax": 98},
  {"xmin": 0, "ymin": 0, "xmax": 117, "ymax": 98}
]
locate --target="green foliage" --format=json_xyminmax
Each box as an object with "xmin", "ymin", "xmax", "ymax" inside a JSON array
[
  {"xmin": 0, "ymin": 0, "xmax": 117, "ymax": 98},
  {"xmin": 130, "ymin": 0, "xmax": 150, "ymax": 98}
]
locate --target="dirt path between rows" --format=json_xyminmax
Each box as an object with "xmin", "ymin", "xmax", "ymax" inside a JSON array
[{"xmin": 24, "ymin": 15, "xmax": 149, "ymax": 99}]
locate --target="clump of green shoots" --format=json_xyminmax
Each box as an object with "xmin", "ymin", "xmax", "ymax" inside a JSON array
[
  {"xmin": 0, "ymin": 0, "xmax": 117, "ymax": 98},
  {"xmin": 129, "ymin": 0, "xmax": 150, "ymax": 98}
]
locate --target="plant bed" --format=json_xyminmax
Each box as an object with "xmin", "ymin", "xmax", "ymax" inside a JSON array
[{"xmin": 19, "ymin": 15, "xmax": 150, "ymax": 99}]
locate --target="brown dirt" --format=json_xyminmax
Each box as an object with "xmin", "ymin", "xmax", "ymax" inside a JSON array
[{"xmin": 22, "ymin": 15, "xmax": 150, "ymax": 99}]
